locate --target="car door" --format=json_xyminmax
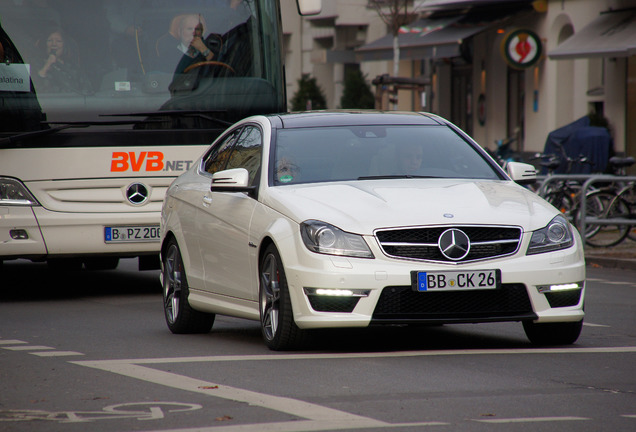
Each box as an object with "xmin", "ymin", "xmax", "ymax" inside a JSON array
[
  {"xmin": 180, "ymin": 128, "xmax": 241, "ymax": 288},
  {"xmin": 197, "ymin": 125, "xmax": 262, "ymax": 300}
]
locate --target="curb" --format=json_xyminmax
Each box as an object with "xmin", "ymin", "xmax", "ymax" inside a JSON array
[{"xmin": 585, "ymin": 256, "xmax": 636, "ymax": 271}]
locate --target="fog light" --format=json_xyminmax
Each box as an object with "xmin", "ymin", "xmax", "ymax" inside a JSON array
[
  {"xmin": 10, "ymin": 229, "xmax": 29, "ymax": 240},
  {"xmin": 537, "ymin": 282, "xmax": 582, "ymax": 293},
  {"xmin": 304, "ymin": 288, "xmax": 370, "ymax": 297}
]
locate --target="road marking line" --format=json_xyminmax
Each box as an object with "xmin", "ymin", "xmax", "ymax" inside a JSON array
[
  {"xmin": 583, "ymin": 322, "xmax": 610, "ymax": 327},
  {"xmin": 621, "ymin": 414, "xmax": 636, "ymax": 418},
  {"xmin": 74, "ymin": 346, "xmax": 636, "ymax": 366},
  {"xmin": 74, "ymin": 361, "xmax": 385, "ymax": 424},
  {"xmin": 474, "ymin": 416, "xmax": 589, "ymax": 423},
  {"xmin": 0, "ymin": 339, "xmax": 27, "ymax": 345},
  {"xmin": 32, "ymin": 351, "xmax": 84, "ymax": 357},
  {"xmin": 136, "ymin": 420, "xmax": 449, "ymax": 432},
  {"xmin": 72, "ymin": 347, "xmax": 636, "ymax": 429},
  {"xmin": 3, "ymin": 345, "xmax": 55, "ymax": 351}
]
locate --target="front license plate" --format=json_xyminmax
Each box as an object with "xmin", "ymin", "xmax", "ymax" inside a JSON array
[
  {"xmin": 104, "ymin": 225, "xmax": 160, "ymax": 243},
  {"xmin": 411, "ymin": 269, "xmax": 500, "ymax": 292}
]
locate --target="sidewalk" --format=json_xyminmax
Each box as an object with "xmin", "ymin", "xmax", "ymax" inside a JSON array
[{"xmin": 584, "ymin": 238, "xmax": 636, "ymax": 271}]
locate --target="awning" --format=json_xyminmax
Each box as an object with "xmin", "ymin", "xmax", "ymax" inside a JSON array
[
  {"xmin": 355, "ymin": 5, "xmax": 517, "ymax": 62},
  {"xmin": 355, "ymin": 16, "xmax": 485, "ymax": 61},
  {"xmin": 549, "ymin": 9, "xmax": 636, "ymax": 59}
]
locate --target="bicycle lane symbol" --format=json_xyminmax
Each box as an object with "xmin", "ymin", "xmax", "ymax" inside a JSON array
[{"xmin": 0, "ymin": 401, "xmax": 202, "ymax": 423}]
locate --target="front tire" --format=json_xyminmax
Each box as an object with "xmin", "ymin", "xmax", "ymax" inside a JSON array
[
  {"xmin": 523, "ymin": 320, "xmax": 583, "ymax": 345},
  {"xmin": 162, "ymin": 238, "xmax": 215, "ymax": 334},
  {"xmin": 259, "ymin": 245, "xmax": 307, "ymax": 351}
]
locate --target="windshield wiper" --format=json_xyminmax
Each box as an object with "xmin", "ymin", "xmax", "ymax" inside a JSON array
[
  {"xmin": 357, "ymin": 175, "xmax": 438, "ymax": 180},
  {"xmin": 102, "ymin": 110, "xmax": 232, "ymax": 127},
  {"xmin": 0, "ymin": 120, "xmax": 160, "ymax": 148}
]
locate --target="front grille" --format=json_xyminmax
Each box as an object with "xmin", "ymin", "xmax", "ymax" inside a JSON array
[
  {"xmin": 372, "ymin": 284, "xmax": 535, "ymax": 323},
  {"xmin": 376, "ymin": 225, "xmax": 522, "ymax": 263},
  {"xmin": 545, "ymin": 289, "xmax": 582, "ymax": 308}
]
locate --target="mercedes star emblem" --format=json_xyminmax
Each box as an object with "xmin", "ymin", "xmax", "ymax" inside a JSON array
[
  {"xmin": 126, "ymin": 183, "xmax": 149, "ymax": 205},
  {"xmin": 438, "ymin": 228, "xmax": 470, "ymax": 261}
]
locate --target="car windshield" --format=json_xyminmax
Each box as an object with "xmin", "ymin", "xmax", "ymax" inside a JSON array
[{"xmin": 272, "ymin": 125, "xmax": 502, "ymax": 185}]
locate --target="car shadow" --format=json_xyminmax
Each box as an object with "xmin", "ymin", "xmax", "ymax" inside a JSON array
[
  {"xmin": 0, "ymin": 259, "xmax": 161, "ymax": 301},
  {"xmin": 203, "ymin": 321, "xmax": 533, "ymax": 353},
  {"xmin": 307, "ymin": 325, "xmax": 531, "ymax": 352}
]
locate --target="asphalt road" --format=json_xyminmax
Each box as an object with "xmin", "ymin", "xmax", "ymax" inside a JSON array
[{"xmin": 1, "ymin": 259, "xmax": 635, "ymax": 432}]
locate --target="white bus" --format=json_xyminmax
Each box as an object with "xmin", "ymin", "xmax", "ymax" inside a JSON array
[{"xmin": 0, "ymin": 0, "xmax": 309, "ymax": 271}]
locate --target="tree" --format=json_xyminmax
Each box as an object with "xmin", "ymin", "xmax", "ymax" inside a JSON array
[
  {"xmin": 340, "ymin": 69, "xmax": 375, "ymax": 109},
  {"xmin": 290, "ymin": 74, "xmax": 327, "ymax": 111},
  {"xmin": 367, "ymin": 1, "xmax": 418, "ymax": 109}
]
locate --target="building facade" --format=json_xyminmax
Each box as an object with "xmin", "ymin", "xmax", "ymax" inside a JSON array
[{"xmin": 282, "ymin": 0, "xmax": 636, "ymax": 170}]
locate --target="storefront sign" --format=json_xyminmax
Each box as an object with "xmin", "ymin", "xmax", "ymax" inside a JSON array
[{"xmin": 501, "ymin": 29, "xmax": 543, "ymax": 69}]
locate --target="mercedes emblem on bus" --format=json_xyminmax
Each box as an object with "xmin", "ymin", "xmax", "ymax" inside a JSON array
[{"xmin": 126, "ymin": 183, "xmax": 149, "ymax": 205}]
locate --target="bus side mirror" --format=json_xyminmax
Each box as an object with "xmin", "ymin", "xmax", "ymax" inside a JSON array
[{"xmin": 297, "ymin": 0, "xmax": 321, "ymax": 15}]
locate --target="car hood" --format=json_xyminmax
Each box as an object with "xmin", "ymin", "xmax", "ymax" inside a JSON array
[{"xmin": 263, "ymin": 179, "xmax": 558, "ymax": 234}]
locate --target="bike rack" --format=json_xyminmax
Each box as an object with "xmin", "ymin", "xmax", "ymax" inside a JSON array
[
  {"xmin": 535, "ymin": 174, "xmax": 636, "ymax": 249},
  {"xmin": 579, "ymin": 175, "xmax": 636, "ymax": 247},
  {"xmin": 535, "ymin": 174, "xmax": 593, "ymax": 197}
]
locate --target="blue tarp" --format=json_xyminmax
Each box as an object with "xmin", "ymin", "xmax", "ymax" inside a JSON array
[{"xmin": 542, "ymin": 116, "xmax": 613, "ymax": 174}]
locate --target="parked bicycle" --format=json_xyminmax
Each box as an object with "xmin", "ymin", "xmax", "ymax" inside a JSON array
[
  {"xmin": 583, "ymin": 156, "xmax": 636, "ymax": 247},
  {"xmin": 531, "ymin": 144, "xmax": 619, "ymax": 245},
  {"xmin": 533, "ymin": 143, "xmax": 594, "ymax": 218}
]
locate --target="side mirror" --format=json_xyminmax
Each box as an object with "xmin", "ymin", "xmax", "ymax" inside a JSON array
[
  {"xmin": 296, "ymin": 0, "xmax": 321, "ymax": 15},
  {"xmin": 506, "ymin": 162, "xmax": 537, "ymax": 186},
  {"xmin": 210, "ymin": 168, "xmax": 256, "ymax": 196}
]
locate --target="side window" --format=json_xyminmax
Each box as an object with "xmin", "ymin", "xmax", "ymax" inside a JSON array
[
  {"xmin": 203, "ymin": 128, "xmax": 241, "ymax": 174},
  {"xmin": 225, "ymin": 125, "xmax": 262, "ymax": 186}
]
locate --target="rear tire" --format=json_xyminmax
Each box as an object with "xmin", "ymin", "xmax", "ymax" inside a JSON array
[
  {"xmin": 523, "ymin": 320, "xmax": 583, "ymax": 345},
  {"xmin": 162, "ymin": 238, "xmax": 215, "ymax": 334},
  {"xmin": 259, "ymin": 245, "xmax": 307, "ymax": 351}
]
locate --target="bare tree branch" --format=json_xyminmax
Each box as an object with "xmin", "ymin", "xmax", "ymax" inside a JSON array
[{"xmin": 367, "ymin": 0, "xmax": 417, "ymax": 36}]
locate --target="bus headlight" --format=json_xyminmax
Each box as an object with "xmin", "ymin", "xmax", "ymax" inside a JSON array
[{"xmin": 0, "ymin": 177, "xmax": 39, "ymax": 206}]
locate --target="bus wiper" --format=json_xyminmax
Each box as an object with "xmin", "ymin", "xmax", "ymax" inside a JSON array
[
  {"xmin": 357, "ymin": 175, "xmax": 438, "ymax": 180},
  {"xmin": 0, "ymin": 120, "xmax": 161, "ymax": 148},
  {"xmin": 102, "ymin": 110, "xmax": 233, "ymax": 127}
]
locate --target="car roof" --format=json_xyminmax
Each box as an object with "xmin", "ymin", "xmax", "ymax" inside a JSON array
[{"xmin": 269, "ymin": 111, "xmax": 445, "ymax": 129}]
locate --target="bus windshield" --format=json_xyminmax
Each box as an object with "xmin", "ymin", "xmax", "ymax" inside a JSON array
[{"xmin": 0, "ymin": 0, "xmax": 286, "ymax": 136}]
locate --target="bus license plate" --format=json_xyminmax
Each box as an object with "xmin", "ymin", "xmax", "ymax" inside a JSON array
[
  {"xmin": 105, "ymin": 226, "xmax": 160, "ymax": 243},
  {"xmin": 412, "ymin": 270, "xmax": 499, "ymax": 292}
]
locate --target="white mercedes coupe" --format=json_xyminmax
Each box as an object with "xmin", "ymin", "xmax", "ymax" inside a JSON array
[{"xmin": 160, "ymin": 111, "xmax": 585, "ymax": 350}]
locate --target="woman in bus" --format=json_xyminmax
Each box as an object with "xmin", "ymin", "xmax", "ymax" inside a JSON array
[{"xmin": 34, "ymin": 29, "xmax": 93, "ymax": 94}]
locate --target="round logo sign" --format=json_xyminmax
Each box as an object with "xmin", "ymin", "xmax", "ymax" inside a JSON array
[{"xmin": 501, "ymin": 29, "xmax": 543, "ymax": 69}]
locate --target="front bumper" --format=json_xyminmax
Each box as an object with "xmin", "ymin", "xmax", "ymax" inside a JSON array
[
  {"xmin": 279, "ymin": 234, "xmax": 585, "ymax": 329},
  {"xmin": 0, "ymin": 205, "xmax": 161, "ymax": 260}
]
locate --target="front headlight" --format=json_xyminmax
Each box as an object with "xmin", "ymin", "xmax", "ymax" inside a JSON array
[
  {"xmin": 527, "ymin": 215, "xmax": 574, "ymax": 255},
  {"xmin": 0, "ymin": 177, "xmax": 39, "ymax": 206},
  {"xmin": 300, "ymin": 220, "xmax": 374, "ymax": 258}
]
